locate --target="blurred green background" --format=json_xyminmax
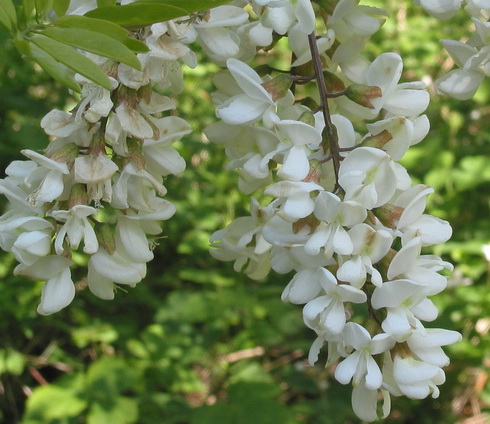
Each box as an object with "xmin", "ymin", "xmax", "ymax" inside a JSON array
[{"xmin": 1, "ymin": 2, "xmax": 489, "ymax": 423}]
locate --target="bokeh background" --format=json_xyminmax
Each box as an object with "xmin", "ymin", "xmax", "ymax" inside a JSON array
[{"xmin": 0, "ymin": 2, "xmax": 489, "ymax": 423}]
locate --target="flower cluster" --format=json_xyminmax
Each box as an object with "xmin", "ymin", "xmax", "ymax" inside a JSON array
[
  {"xmin": 207, "ymin": 0, "xmax": 461, "ymax": 420},
  {"xmin": 0, "ymin": 0, "xmax": 462, "ymax": 420},
  {"xmin": 416, "ymin": 0, "xmax": 490, "ymax": 99},
  {"xmin": 0, "ymin": 8, "xmax": 200, "ymax": 314}
]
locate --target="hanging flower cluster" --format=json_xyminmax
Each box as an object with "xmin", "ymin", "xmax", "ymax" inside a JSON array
[
  {"xmin": 0, "ymin": 8, "xmax": 199, "ymax": 314},
  {"xmin": 416, "ymin": 0, "xmax": 490, "ymax": 99},
  {"xmin": 207, "ymin": 0, "xmax": 461, "ymax": 421},
  {"xmin": 0, "ymin": 0, "xmax": 462, "ymax": 420}
]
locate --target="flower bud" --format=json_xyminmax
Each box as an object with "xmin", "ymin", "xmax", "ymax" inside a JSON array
[
  {"xmin": 68, "ymin": 183, "xmax": 88, "ymax": 208},
  {"xmin": 323, "ymin": 70, "xmax": 346, "ymax": 94},
  {"xmin": 314, "ymin": 0, "xmax": 340, "ymax": 15},
  {"xmin": 373, "ymin": 203, "xmax": 404, "ymax": 229},
  {"xmin": 360, "ymin": 129, "xmax": 393, "ymax": 149},
  {"xmin": 95, "ymin": 223, "xmax": 116, "ymax": 255},
  {"xmin": 261, "ymin": 74, "xmax": 292, "ymax": 101},
  {"xmin": 298, "ymin": 110, "xmax": 316, "ymax": 127},
  {"xmin": 303, "ymin": 160, "xmax": 322, "ymax": 184},
  {"xmin": 49, "ymin": 143, "xmax": 79, "ymax": 163},
  {"xmin": 127, "ymin": 138, "xmax": 145, "ymax": 170},
  {"xmin": 345, "ymin": 84, "xmax": 382, "ymax": 109},
  {"xmin": 292, "ymin": 214, "xmax": 320, "ymax": 234}
]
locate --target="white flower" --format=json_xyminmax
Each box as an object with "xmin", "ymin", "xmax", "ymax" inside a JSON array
[
  {"xmin": 216, "ymin": 58, "xmax": 279, "ymax": 125},
  {"xmin": 302, "ymin": 268, "xmax": 367, "ymax": 335},
  {"xmin": 14, "ymin": 256, "xmax": 75, "ymax": 315},
  {"xmin": 389, "ymin": 354, "xmax": 446, "ymax": 399},
  {"xmin": 52, "ymin": 205, "xmax": 99, "ymax": 255},
  {"xmin": 21, "ymin": 150, "xmax": 70, "ymax": 206},
  {"xmin": 210, "ymin": 198, "xmax": 275, "ymax": 280},
  {"xmin": 387, "ymin": 237, "xmax": 452, "ymax": 295},
  {"xmin": 336, "ymin": 223, "xmax": 392, "ymax": 288},
  {"xmin": 265, "ymin": 180, "xmax": 324, "ymax": 221},
  {"xmin": 41, "ymin": 109, "xmax": 85, "ymax": 137},
  {"xmin": 115, "ymin": 216, "xmax": 153, "ymax": 263},
  {"xmin": 143, "ymin": 116, "xmax": 191, "ymax": 177},
  {"xmin": 74, "ymin": 154, "xmax": 119, "ymax": 184},
  {"xmin": 335, "ymin": 323, "xmax": 395, "ymax": 389},
  {"xmin": 407, "ymin": 326, "xmax": 462, "ymax": 367},
  {"xmin": 305, "ymin": 192, "xmax": 366, "ymax": 256},
  {"xmin": 436, "ymin": 68, "xmax": 485, "ymax": 100},
  {"xmin": 88, "ymin": 246, "xmax": 147, "ymax": 287},
  {"xmin": 115, "ymin": 101, "xmax": 154, "ymax": 140},
  {"xmin": 336, "ymin": 53, "xmax": 429, "ymax": 119},
  {"xmin": 338, "ymin": 147, "xmax": 398, "ymax": 209},
  {"xmin": 417, "ymin": 0, "xmax": 463, "ymax": 20},
  {"xmin": 371, "ymin": 279, "xmax": 439, "ymax": 341},
  {"xmin": 193, "ymin": 6, "xmax": 249, "ymax": 62}
]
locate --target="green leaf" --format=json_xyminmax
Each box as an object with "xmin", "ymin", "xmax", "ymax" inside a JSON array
[
  {"xmin": 34, "ymin": 0, "xmax": 53, "ymax": 16},
  {"xmin": 140, "ymin": 0, "xmax": 232, "ymax": 13},
  {"xmin": 28, "ymin": 42, "xmax": 81, "ymax": 92},
  {"xmin": 54, "ymin": 15, "xmax": 129, "ymax": 41},
  {"xmin": 39, "ymin": 26, "xmax": 142, "ymax": 69},
  {"xmin": 30, "ymin": 35, "xmax": 112, "ymax": 90},
  {"xmin": 22, "ymin": 0, "xmax": 36, "ymax": 23},
  {"xmin": 88, "ymin": 396, "xmax": 138, "ymax": 424},
  {"xmin": 24, "ymin": 384, "xmax": 87, "ymax": 420},
  {"xmin": 97, "ymin": 0, "xmax": 117, "ymax": 6},
  {"xmin": 53, "ymin": 15, "xmax": 150, "ymax": 53},
  {"xmin": 85, "ymin": 0, "xmax": 233, "ymax": 27},
  {"xmin": 123, "ymin": 37, "xmax": 149, "ymax": 53},
  {"xmin": 0, "ymin": 0, "xmax": 17, "ymax": 32},
  {"xmin": 52, "ymin": 0, "xmax": 70, "ymax": 16},
  {"xmin": 85, "ymin": 3, "xmax": 189, "ymax": 27}
]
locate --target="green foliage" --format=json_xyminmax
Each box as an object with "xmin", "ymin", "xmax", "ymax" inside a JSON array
[
  {"xmin": 85, "ymin": 0, "xmax": 232, "ymax": 27},
  {"xmin": 0, "ymin": 2, "xmax": 489, "ymax": 424}
]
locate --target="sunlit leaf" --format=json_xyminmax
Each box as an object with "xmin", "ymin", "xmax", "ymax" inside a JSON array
[
  {"xmin": 29, "ymin": 42, "xmax": 81, "ymax": 92},
  {"xmin": 0, "ymin": 0, "xmax": 17, "ymax": 32},
  {"xmin": 85, "ymin": 3, "xmax": 188, "ymax": 27},
  {"xmin": 39, "ymin": 26, "xmax": 142, "ymax": 69},
  {"xmin": 54, "ymin": 15, "xmax": 129, "ymax": 41},
  {"xmin": 52, "ymin": 0, "xmax": 70, "ymax": 16},
  {"xmin": 34, "ymin": 0, "xmax": 53, "ymax": 16},
  {"xmin": 139, "ymin": 0, "xmax": 234, "ymax": 12},
  {"xmin": 53, "ymin": 15, "xmax": 149, "ymax": 53},
  {"xmin": 30, "ymin": 35, "xmax": 112, "ymax": 89}
]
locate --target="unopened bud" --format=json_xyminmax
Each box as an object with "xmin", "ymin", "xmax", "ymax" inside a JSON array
[
  {"xmin": 261, "ymin": 74, "xmax": 292, "ymax": 101},
  {"xmin": 360, "ymin": 129, "xmax": 393, "ymax": 149},
  {"xmin": 95, "ymin": 223, "xmax": 116, "ymax": 255},
  {"xmin": 68, "ymin": 183, "xmax": 88, "ymax": 208},
  {"xmin": 137, "ymin": 84, "xmax": 152, "ymax": 105},
  {"xmin": 345, "ymin": 84, "xmax": 382, "ymax": 109},
  {"xmin": 314, "ymin": 0, "xmax": 340, "ymax": 15},
  {"xmin": 303, "ymin": 160, "xmax": 322, "ymax": 184},
  {"xmin": 373, "ymin": 203, "xmax": 404, "ymax": 229},
  {"xmin": 298, "ymin": 110, "xmax": 316, "ymax": 127},
  {"xmin": 127, "ymin": 138, "xmax": 145, "ymax": 170},
  {"xmin": 323, "ymin": 70, "xmax": 346, "ymax": 94},
  {"xmin": 89, "ymin": 130, "xmax": 107, "ymax": 156},
  {"xmin": 377, "ymin": 248, "xmax": 397, "ymax": 279},
  {"xmin": 292, "ymin": 214, "xmax": 320, "ymax": 234},
  {"xmin": 49, "ymin": 143, "xmax": 79, "ymax": 163}
]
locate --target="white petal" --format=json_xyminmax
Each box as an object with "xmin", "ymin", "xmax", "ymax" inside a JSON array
[
  {"xmin": 217, "ymin": 94, "xmax": 269, "ymax": 125},
  {"xmin": 117, "ymin": 217, "xmax": 153, "ymax": 263},
  {"xmin": 436, "ymin": 68, "xmax": 484, "ymax": 100},
  {"xmin": 37, "ymin": 267, "xmax": 75, "ymax": 315},
  {"xmin": 335, "ymin": 351, "xmax": 361, "ymax": 384},
  {"xmin": 88, "ymin": 259, "xmax": 115, "ymax": 300}
]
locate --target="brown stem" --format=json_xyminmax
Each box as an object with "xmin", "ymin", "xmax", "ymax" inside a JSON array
[{"xmin": 307, "ymin": 32, "xmax": 342, "ymax": 189}]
